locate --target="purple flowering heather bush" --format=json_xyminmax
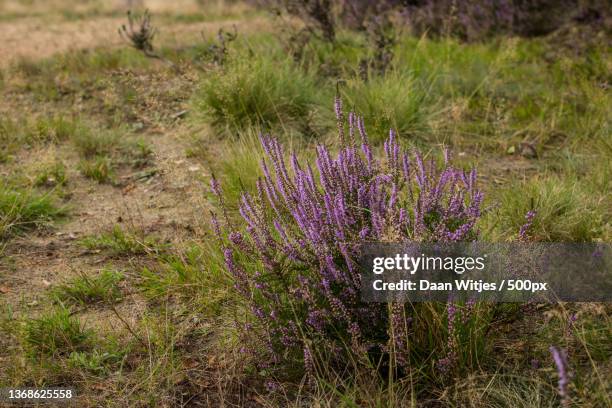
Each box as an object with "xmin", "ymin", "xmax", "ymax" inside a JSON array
[
  {"xmin": 401, "ymin": 0, "xmax": 607, "ymax": 41},
  {"xmin": 211, "ymin": 96, "xmax": 489, "ymax": 381}
]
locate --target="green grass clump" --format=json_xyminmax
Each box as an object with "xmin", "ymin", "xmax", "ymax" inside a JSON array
[
  {"xmin": 71, "ymin": 126, "xmax": 122, "ymax": 183},
  {"xmin": 484, "ymin": 173, "xmax": 610, "ymax": 242},
  {"xmin": 80, "ymin": 225, "xmax": 163, "ymax": 257},
  {"xmin": 52, "ymin": 269, "xmax": 124, "ymax": 306},
  {"xmin": 385, "ymin": 36, "xmax": 611, "ymax": 154},
  {"xmin": 34, "ymin": 161, "xmax": 68, "ymax": 188},
  {"xmin": 193, "ymin": 45, "xmax": 325, "ymax": 135},
  {"xmin": 139, "ymin": 243, "xmax": 229, "ymax": 310},
  {"xmin": 24, "ymin": 308, "xmax": 93, "ymax": 357},
  {"xmin": 299, "ymin": 31, "xmax": 367, "ymax": 76},
  {"xmin": 0, "ymin": 184, "xmax": 65, "ymax": 239},
  {"xmin": 342, "ymin": 70, "xmax": 433, "ymax": 143},
  {"xmin": 210, "ymin": 128, "xmax": 267, "ymax": 204},
  {"xmin": 67, "ymin": 348, "xmax": 126, "ymax": 376},
  {"xmin": 0, "ymin": 117, "xmax": 19, "ymax": 163},
  {"xmin": 24, "ymin": 115, "xmax": 80, "ymax": 144},
  {"xmin": 72, "ymin": 126, "xmax": 153, "ymax": 183},
  {"xmin": 13, "ymin": 48, "xmax": 150, "ymax": 101},
  {"xmin": 1, "ymin": 116, "xmax": 81, "ymax": 162},
  {"xmin": 198, "ymin": 128, "xmax": 311, "ymax": 207},
  {"xmin": 78, "ymin": 156, "xmax": 115, "ymax": 184},
  {"xmin": 71, "ymin": 127, "xmax": 120, "ymax": 158},
  {"xmin": 119, "ymin": 138, "xmax": 153, "ymax": 168}
]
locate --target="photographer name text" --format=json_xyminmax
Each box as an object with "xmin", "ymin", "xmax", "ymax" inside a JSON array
[{"xmin": 372, "ymin": 279, "xmax": 548, "ymax": 293}]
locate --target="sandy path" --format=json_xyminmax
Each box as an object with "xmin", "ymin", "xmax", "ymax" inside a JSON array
[
  {"xmin": 0, "ymin": 0, "xmax": 265, "ymax": 67},
  {"xmin": 0, "ymin": 17, "xmax": 126, "ymax": 66}
]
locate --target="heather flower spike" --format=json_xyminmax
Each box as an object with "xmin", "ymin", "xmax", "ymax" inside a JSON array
[
  {"xmin": 212, "ymin": 96, "xmax": 483, "ymax": 374},
  {"xmin": 335, "ymin": 81, "xmax": 345, "ymax": 145},
  {"xmin": 519, "ymin": 209, "xmax": 537, "ymax": 241},
  {"xmin": 550, "ymin": 346, "xmax": 572, "ymax": 407}
]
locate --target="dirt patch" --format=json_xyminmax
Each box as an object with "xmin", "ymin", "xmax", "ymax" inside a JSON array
[
  {"xmin": 0, "ymin": 16, "xmax": 268, "ymax": 68},
  {"xmin": 0, "ymin": 17, "xmax": 126, "ymax": 67},
  {"xmin": 0, "ymin": 0, "xmax": 267, "ymax": 69},
  {"xmin": 0, "ymin": 122, "xmax": 209, "ymax": 299},
  {"xmin": 0, "ymin": 0, "xmax": 204, "ymax": 16}
]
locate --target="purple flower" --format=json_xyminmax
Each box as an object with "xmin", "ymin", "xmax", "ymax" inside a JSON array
[
  {"xmin": 303, "ymin": 345, "xmax": 314, "ymax": 378},
  {"xmin": 210, "ymin": 174, "xmax": 222, "ymax": 197},
  {"xmin": 265, "ymin": 381, "xmax": 280, "ymax": 392},
  {"xmin": 210, "ymin": 96, "xmax": 484, "ymax": 375},
  {"xmin": 519, "ymin": 210, "xmax": 537, "ymax": 241},
  {"xmin": 550, "ymin": 346, "xmax": 572, "ymax": 406}
]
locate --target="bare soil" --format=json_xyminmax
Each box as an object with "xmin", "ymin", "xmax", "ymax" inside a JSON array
[{"xmin": 0, "ymin": 4, "xmax": 231, "ymax": 402}]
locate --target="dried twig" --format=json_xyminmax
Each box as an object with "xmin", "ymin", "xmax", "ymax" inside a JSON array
[{"xmin": 119, "ymin": 10, "xmax": 159, "ymax": 59}]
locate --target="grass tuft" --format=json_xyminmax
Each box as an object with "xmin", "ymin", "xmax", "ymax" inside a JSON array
[
  {"xmin": 80, "ymin": 225, "xmax": 163, "ymax": 257},
  {"xmin": 1, "ymin": 116, "xmax": 81, "ymax": 161},
  {"xmin": 52, "ymin": 269, "xmax": 124, "ymax": 306},
  {"xmin": 25, "ymin": 115, "xmax": 80, "ymax": 144},
  {"xmin": 484, "ymin": 173, "xmax": 610, "ymax": 242},
  {"xmin": 342, "ymin": 70, "xmax": 433, "ymax": 143},
  {"xmin": 139, "ymin": 242, "xmax": 230, "ymax": 313},
  {"xmin": 0, "ymin": 184, "xmax": 65, "ymax": 239},
  {"xmin": 78, "ymin": 156, "xmax": 115, "ymax": 184},
  {"xmin": 193, "ymin": 43, "xmax": 326, "ymax": 135},
  {"xmin": 33, "ymin": 160, "xmax": 68, "ymax": 188},
  {"xmin": 67, "ymin": 348, "xmax": 126, "ymax": 376},
  {"xmin": 24, "ymin": 308, "xmax": 93, "ymax": 357},
  {"xmin": 71, "ymin": 127, "xmax": 120, "ymax": 159}
]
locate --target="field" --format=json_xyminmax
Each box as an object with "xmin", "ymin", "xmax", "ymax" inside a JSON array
[{"xmin": 0, "ymin": 0, "xmax": 610, "ymax": 406}]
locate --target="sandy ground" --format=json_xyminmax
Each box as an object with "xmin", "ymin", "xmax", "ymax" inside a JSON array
[
  {"xmin": 0, "ymin": 3, "xmax": 226, "ymax": 398},
  {"xmin": 0, "ymin": 0, "xmax": 261, "ymax": 67},
  {"xmin": 0, "ymin": 0, "xmax": 206, "ymax": 15},
  {"xmin": 0, "ymin": 17, "xmax": 126, "ymax": 65}
]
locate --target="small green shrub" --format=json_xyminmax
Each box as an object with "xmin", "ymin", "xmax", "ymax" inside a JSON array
[
  {"xmin": 67, "ymin": 348, "xmax": 126, "ymax": 375},
  {"xmin": 119, "ymin": 138, "xmax": 153, "ymax": 168}
]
